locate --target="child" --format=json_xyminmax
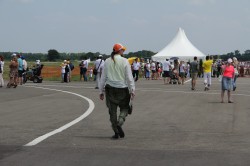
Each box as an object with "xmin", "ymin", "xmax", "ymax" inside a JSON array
[
  {"xmin": 89, "ymin": 67, "xmax": 93, "ymax": 81},
  {"xmin": 60, "ymin": 63, "xmax": 65, "ymax": 83}
]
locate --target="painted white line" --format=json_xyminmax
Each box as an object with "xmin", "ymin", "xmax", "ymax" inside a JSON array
[
  {"xmin": 184, "ymin": 79, "xmax": 192, "ymax": 83},
  {"xmin": 24, "ymin": 86, "xmax": 95, "ymax": 146}
]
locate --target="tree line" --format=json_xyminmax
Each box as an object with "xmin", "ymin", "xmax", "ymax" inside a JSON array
[{"xmin": 0, "ymin": 49, "xmax": 249, "ymax": 62}]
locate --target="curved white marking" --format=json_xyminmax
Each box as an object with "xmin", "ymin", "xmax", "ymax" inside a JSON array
[{"xmin": 24, "ymin": 86, "xmax": 95, "ymax": 146}]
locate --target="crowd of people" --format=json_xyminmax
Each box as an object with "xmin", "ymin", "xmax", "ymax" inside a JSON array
[
  {"xmin": 0, "ymin": 54, "xmax": 44, "ymax": 88},
  {"xmin": 0, "ymin": 45, "xmax": 249, "ymax": 139}
]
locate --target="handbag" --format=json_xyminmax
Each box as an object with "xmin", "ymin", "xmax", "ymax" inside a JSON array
[
  {"xmin": 93, "ymin": 60, "xmax": 102, "ymax": 75},
  {"xmin": 218, "ymin": 75, "xmax": 222, "ymax": 82}
]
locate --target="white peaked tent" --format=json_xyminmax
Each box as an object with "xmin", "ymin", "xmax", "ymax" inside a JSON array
[{"xmin": 152, "ymin": 28, "xmax": 206, "ymax": 62}]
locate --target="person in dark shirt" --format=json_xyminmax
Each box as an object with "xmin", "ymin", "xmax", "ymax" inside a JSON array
[{"xmin": 190, "ymin": 56, "xmax": 199, "ymax": 90}]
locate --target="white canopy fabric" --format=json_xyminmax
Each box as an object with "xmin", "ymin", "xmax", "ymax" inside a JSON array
[{"xmin": 152, "ymin": 28, "xmax": 206, "ymax": 62}]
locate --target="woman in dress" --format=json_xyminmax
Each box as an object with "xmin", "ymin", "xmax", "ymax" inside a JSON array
[
  {"xmin": 7, "ymin": 56, "xmax": 18, "ymax": 88},
  {"xmin": 221, "ymin": 58, "xmax": 235, "ymax": 103}
]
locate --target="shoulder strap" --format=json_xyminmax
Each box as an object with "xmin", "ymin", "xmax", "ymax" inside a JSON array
[{"xmin": 97, "ymin": 60, "xmax": 103, "ymax": 70}]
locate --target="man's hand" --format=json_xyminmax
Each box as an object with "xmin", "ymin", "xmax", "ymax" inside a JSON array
[
  {"xmin": 130, "ymin": 92, "xmax": 135, "ymax": 100},
  {"xmin": 100, "ymin": 93, "xmax": 104, "ymax": 100}
]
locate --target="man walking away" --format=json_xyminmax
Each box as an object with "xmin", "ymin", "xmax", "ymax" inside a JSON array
[
  {"xmin": 190, "ymin": 56, "xmax": 199, "ymax": 90},
  {"xmin": 203, "ymin": 56, "xmax": 213, "ymax": 91},
  {"xmin": 99, "ymin": 43, "xmax": 135, "ymax": 139}
]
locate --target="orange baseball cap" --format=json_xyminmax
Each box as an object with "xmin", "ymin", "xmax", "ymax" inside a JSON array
[{"xmin": 113, "ymin": 43, "xmax": 126, "ymax": 52}]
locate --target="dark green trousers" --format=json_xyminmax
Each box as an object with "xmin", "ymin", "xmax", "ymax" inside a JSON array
[{"xmin": 105, "ymin": 84, "xmax": 130, "ymax": 133}]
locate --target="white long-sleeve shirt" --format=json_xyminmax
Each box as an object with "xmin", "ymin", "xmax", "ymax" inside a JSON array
[{"xmin": 99, "ymin": 55, "xmax": 135, "ymax": 94}]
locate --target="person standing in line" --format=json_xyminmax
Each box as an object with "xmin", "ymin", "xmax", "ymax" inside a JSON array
[
  {"xmin": 17, "ymin": 54, "xmax": 23, "ymax": 85},
  {"xmin": 94, "ymin": 55, "xmax": 104, "ymax": 89},
  {"xmin": 64, "ymin": 60, "xmax": 70, "ymax": 83},
  {"xmin": 99, "ymin": 43, "xmax": 135, "ymax": 139},
  {"xmin": 221, "ymin": 58, "xmax": 235, "ymax": 103},
  {"xmin": 79, "ymin": 60, "xmax": 85, "ymax": 81},
  {"xmin": 202, "ymin": 56, "xmax": 213, "ymax": 91},
  {"xmin": 60, "ymin": 62, "xmax": 66, "ymax": 83},
  {"xmin": 0, "ymin": 55, "xmax": 4, "ymax": 87},
  {"xmin": 173, "ymin": 59, "xmax": 180, "ymax": 84},
  {"xmin": 232, "ymin": 57, "xmax": 239, "ymax": 91},
  {"xmin": 67, "ymin": 59, "xmax": 74, "ymax": 82},
  {"xmin": 141, "ymin": 59, "xmax": 145, "ymax": 78},
  {"xmin": 157, "ymin": 62, "xmax": 162, "ymax": 80},
  {"xmin": 162, "ymin": 59, "xmax": 171, "ymax": 84},
  {"xmin": 179, "ymin": 61, "xmax": 186, "ymax": 85},
  {"xmin": 190, "ymin": 56, "xmax": 199, "ymax": 90},
  {"xmin": 7, "ymin": 56, "xmax": 18, "ymax": 88},
  {"xmin": 89, "ymin": 67, "xmax": 93, "ymax": 81},
  {"xmin": 151, "ymin": 61, "xmax": 156, "ymax": 80},
  {"xmin": 132, "ymin": 58, "xmax": 140, "ymax": 82},
  {"xmin": 82, "ymin": 58, "xmax": 88, "ymax": 82},
  {"xmin": 145, "ymin": 61, "xmax": 150, "ymax": 80},
  {"xmin": 186, "ymin": 62, "xmax": 190, "ymax": 78},
  {"xmin": 21, "ymin": 56, "xmax": 27, "ymax": 84}
]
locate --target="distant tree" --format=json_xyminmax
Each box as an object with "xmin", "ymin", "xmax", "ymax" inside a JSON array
[
  {"xmin": 85, "ymin": 52, "xmax": 95, "ymax": 60},
  {"xmin": 244, "ymin": 50, "xmax": 250, "ymax": 55},
  {"xmin": 234, "ymin": 50, "xmax": 241, "ymax": 56},
  {"xmin": 47, "ymin": 49, "xmax": 60, "ymax": 61}
]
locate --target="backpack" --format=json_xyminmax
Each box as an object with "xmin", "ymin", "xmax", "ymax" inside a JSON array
[{"xmin": 69, "ymin": 63, "xmax": 74, "ymax": 71}]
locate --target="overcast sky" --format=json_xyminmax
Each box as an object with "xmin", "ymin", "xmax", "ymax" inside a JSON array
[{"xmin": 0, "ymin": 0, "xmax": 249, "ymax": 55}]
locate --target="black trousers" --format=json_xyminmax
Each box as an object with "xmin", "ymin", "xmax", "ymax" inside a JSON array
[
  {"xmin": 105, "ymin": 84, "xmax": 130, "ymax": 133},
  {"xmin": 133, "ymin": 70, "xmax": 139, "ymax": 81}
]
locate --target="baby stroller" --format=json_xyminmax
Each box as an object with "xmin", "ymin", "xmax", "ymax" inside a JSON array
[
  {"xmin": 169, "ymin": 70, "xmax": 179, "ymax": 84},
  {"xmin": 24, "ymin": 64, "xmax": 44, "ymax": 83}
]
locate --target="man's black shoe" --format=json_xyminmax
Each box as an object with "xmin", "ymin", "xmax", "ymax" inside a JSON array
[
  {"xmin": 117, "ymin": 126, "xmax": 125, "ymax": 138},
  {"xmin": 111, "ymin": 133, "xmax": 119, "ymax": 139}
]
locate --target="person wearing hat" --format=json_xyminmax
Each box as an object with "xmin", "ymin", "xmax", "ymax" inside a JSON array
[
  {"xmin": 94, "ymin": 55, "xmax": 104, "ymax": 89},
  {"xmin": 99, "ymin": 43, "xmax": 135, "ymax": 139},
  {"xmin": 17, "ymin": 54, "xmax": 23, "ymax": 85},
  {"xmin": 221, "ymin": 58, "xmax": 235, "ymax": 103}
]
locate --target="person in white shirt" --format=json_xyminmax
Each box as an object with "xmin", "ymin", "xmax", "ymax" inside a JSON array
[
  {"xmin": 162, "ymin": 59, "xmax": 171, "ymax": 84},
  {"xmin": 179, "ymin": 61, "xmax": 186, "ymax": 85},
  {"xmin": 83, "ymin": 59, "xmax": 88, "ymax": 81},
  {"xmin": 94, "ymin": 55, "xmax": 104, "ymax": 89},
  {"xmin": 132, "ymin": 58, "xmax": 140, "ymax": 82},
  {"xmin": 21, "ymin": 56, "xmax": 28, "ymax": 84},
  {"xmin": 0, "ymin": 55, "xmax": 4, "ymax": 87},
  {"xmin": 151, "ymin": 61, "xmax": 156, "ymax": 80},
  {"xmin": 60, "ymin": 62, "xmax": 66, "ymax": 83},
  {"xmin": 99, "ymin": 43, "xmax": 135, "ymax": 139},
  {"xmin": 145, "ymin": 61, "xmax": 151, "ymax": 80}
]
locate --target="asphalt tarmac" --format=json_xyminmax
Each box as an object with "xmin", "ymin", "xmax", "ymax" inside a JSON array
[{"xmin": 0, "ymin": 77, "xmax": 250, "ymax": 166}]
